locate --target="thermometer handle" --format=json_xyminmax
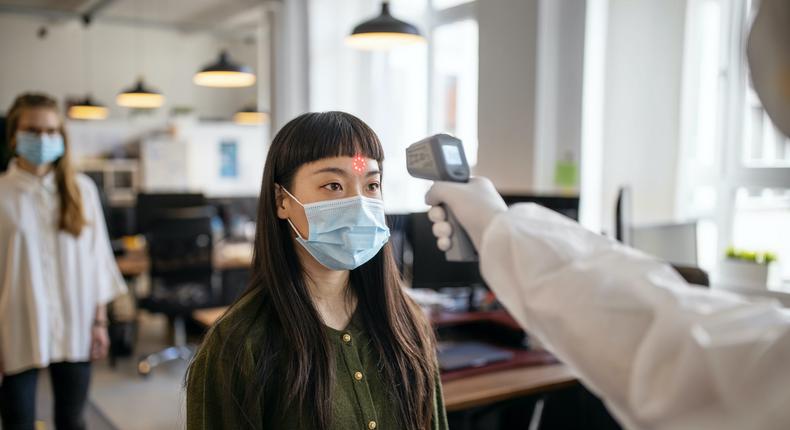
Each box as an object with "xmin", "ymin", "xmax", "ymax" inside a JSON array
[{"xmin": 442, "ymin": 204, "xmax": 478, "ymax": 262}]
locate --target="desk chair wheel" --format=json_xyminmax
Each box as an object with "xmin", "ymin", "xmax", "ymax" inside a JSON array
[
  {"xmin": 137, "ymin": 345, "xmax": 194, "ymax": 377},
  {"xmin": 136, "ymin": 315, "xmax": 195, "ymax": 377}
]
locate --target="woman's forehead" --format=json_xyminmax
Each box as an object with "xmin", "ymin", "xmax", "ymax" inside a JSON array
[
  {"xmin": 19, "ymin": 107, "xmax": 60, "ymax": 129},
  {"xmin": 302, "ymin": 156, "xmax": 380, "ymax": 176}
]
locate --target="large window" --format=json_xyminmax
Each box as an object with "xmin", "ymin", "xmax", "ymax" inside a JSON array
[
  {"xmin": 309, "ymin": 0, "xmax": 478, "ymax": 213},
  {"xmin": 679, "ymin": 0, "xmax": 790, "ymax": 281},
  {"xmin": 430, "ymin": 18, "xmax": 479, "ymax": 166}
]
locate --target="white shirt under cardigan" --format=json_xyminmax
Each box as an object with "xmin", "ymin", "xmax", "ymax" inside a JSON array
[{"xmin": 0, "ymin": 160, "xmax": 127, "ymax": 375}]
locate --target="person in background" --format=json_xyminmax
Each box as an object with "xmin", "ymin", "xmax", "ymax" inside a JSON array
[
  {"xmin": 186, "ymin": 112, "xmax": 448, "ymax": 429},
  {"xmin": 0, "ymin": 93, "xmax": 127, "ymax": 430}
]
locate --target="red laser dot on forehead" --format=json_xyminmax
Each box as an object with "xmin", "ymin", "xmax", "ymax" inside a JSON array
[{"xmin": 352, "ymin": 154, "xmax": 366, "ymax": 176}]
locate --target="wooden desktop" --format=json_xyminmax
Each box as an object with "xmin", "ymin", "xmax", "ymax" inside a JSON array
[{"xmin": 116, "ymin": 241, "xmax": 253, "ymax": 278}]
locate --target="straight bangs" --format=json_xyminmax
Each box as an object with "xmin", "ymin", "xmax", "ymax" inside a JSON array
[{"xmin": 272, "ymin": 111, "xmax": 384, "ymax": 187}]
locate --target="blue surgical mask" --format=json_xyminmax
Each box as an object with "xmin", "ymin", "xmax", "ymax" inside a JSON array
[
  {"xmin": 15, "ymin": 131, "xmax": 65, "ymax": 166},
  {"xmin": 280, "ymin": 186, "xmax": 390, "ymax": 271}
]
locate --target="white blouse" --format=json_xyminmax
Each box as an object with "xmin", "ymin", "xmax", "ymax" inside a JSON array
[{"xmin": 0, "ymin": 160, "xmax": 127, "ymax": 375}]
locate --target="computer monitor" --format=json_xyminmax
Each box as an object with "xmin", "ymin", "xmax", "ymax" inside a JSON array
[
  {"xmin": 632, "ymin": 222, "xmax": 698, "ymax": 266},
  {"xmin": 386, "ymin": 214, "xmax": 410, "ymax": 275},
  {"xmin": 501, "ymin": 194, "xmax": 580, "ymax": 221},
  {"xmin": 408, "ymin": 194, "xmax": 580, "ymax": 289},
  {"xmin": 615, "ymin": 186, "xmax": 633, "ymax": 245},
  {"xmin": 408, "ymin": 212, "xmax": 485, "ymax": 289},
  {"xmin": 135, "ymin": 192, "xmax": 207, "ymax": 235}
]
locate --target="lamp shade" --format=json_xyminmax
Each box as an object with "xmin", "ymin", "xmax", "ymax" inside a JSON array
[
  {"xmin": 346, "ymin": 2, "xmax": 425, "ymax": 50},
  {"xmin": 68, "ymin": 97, "xmax": 108, "ymax": 120},
  {"xmin": 117, "ymin": 78, "xmax": 164, "ymax": 108},
  {"xmin": 193, "ymin": 50, "xmax": 256, "ymax": 88},
  {"xmin": 233, "ymin": 106, "xmax": 269, "ymax": 125}
]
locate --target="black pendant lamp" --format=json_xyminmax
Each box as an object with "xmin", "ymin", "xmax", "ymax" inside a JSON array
[
  {"xmin": 71, "ymin": 17, "xmax": 107, "ymax": 120},
  {"xmin": 68, "ymin": 96, "xmax": 108, "ymax": 120},
  {"xmin": 117, "ymin": 77, "xmax": 164, "ymax": 109},
  {"xmin": 193, "ymin": 50, "xmax": 256, "ymax": 88},
  {"xmin": 233, "ymin": 105, "xmax": 269, "ymax": 125},
  {"xmin": 346, "ymin": 0, "xmax": 425, "ymax": 50}
]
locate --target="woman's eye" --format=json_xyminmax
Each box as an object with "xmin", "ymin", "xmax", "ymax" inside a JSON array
[
  {"xmin": 367, "ymin": 182, "xmax": 380, "ymax": 192},
  {"xmin": 323, "ymin": 183, "xmax": 343, "ymax": 192}
]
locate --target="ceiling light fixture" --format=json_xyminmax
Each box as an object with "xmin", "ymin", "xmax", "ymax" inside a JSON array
[
  {"xmin": 194, "ymin": 50, "xmax": 256, "ymax": 88},
  {"xmin": 233, "ymin": 106, "xmax": 269, "ymax": 125},
  {"xmin": 68, "ymin": 96, "xmax": 109, "ymax": 120},
  {"xmin": 346, "ymin": 1, "xmax": 425, "ymax": 50},
  {"xmin": 117, "ymin": 78, "xmax": 164, "ymax": 109}
]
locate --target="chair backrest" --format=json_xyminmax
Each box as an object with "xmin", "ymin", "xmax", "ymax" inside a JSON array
[
  {"xmin": 671, "ymin": 264, "xmax": 710, "ymax": 287},
  {"xmin": 136, "ymin": 192, "xmax": 206, "ymax": 235},
  {"xmin": 146, "ymin": 206, "xmax": 215, "ymax": 282}
]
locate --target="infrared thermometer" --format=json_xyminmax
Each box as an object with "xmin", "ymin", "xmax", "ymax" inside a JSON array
[{"xmin": 406, "ymin": 134, "xmax": 478, "ymax": 262}]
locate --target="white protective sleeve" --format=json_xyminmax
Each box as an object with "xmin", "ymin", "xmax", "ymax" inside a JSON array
[{"xmin": 479, "ymin": 203, "xmax": 790, "ymax": 430}]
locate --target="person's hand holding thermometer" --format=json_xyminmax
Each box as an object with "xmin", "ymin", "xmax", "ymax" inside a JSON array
[{"xmin": 407, "ymin": 134, "xmax": 507, "ymax": 261}]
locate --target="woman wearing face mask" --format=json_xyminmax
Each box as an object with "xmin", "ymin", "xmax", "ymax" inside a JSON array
[
  {"xmin": 0, "ymin": 93, "xmax": 127, "ymax": 430},
  {"xmin": 186, "ymin": 112, "xmax": 448, "ymax": 429}
]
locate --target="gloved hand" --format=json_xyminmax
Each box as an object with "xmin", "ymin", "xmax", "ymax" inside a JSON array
[{"xmin": 424, "ymin": 177, "xmax": 508, "ymax": 251}]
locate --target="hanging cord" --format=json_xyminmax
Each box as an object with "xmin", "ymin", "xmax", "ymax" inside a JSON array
[{"xmin": 81, "ymin": 14, "xmax": 94, "ymax": 97}]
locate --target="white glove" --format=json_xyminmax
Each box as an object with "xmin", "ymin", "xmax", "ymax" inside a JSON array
[{"xmin": 424, "ymin": 177, "xmax": 508, "ymax": 251}]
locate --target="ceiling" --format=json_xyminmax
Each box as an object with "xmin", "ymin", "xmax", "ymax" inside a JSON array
[{"xmin": 0, "ymin": 0, "xmax": 275, "ymax": 33}]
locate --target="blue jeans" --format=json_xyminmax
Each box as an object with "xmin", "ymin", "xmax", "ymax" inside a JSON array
[{"xmin": 0, "ymin": 362, "xmax": 91, "ymax": 430}]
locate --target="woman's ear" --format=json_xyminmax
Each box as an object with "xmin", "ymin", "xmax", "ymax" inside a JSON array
[{"xmin": 275, "ymin": 185, "xmax": 290, "ymax": 220}]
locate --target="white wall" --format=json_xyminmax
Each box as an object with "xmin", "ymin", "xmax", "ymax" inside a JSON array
[
  {"xmin": 599, "ymin": 0, "xmax": 688, "ymax": 231},
  {"xmin": 475, "ymin": 0, "xmax": 689, "ymax": 233},
  {"xmin": 272, "ymin": 0, "xmax": 310, "ymax": 129},
  {"xmin": 0, "ymin": 14, "xmax": 258, "ymax": 120},
  {"xmin": 533, "ymin": 0, "xmax": 587, "ymax": 193},
  {"xmin": 476, "ymin": 0, "xmax": 539, "ymax": 193}
]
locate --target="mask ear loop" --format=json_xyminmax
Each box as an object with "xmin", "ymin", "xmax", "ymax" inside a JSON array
[
  {"xmin": 276, "ymin": 184, "xmax": 307, "ymax": 240},
  {"xmin": 285, "ymin": 218, "xmax": 306, "ymax": 240}
]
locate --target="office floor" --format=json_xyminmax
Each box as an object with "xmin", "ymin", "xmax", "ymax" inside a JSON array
[
  {"xmin": 0, "ymin": 320, "xmax": 172, "ymax": 430},
  {"xmin": 8, "ymin": 370, "xmax": 116, "ymax": 430},
  {"xmin": 89, "ymin": 312, "xmax": 187, "ymax": 430}
]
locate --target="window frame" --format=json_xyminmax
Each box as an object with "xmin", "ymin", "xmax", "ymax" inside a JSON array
[
  {"xmin": 680, "ymin": 0, "xmax": 790, "ymax": 279},
  {"xmin": 425, "ymin": 0, "xmax": 477, "ymax": 137}
]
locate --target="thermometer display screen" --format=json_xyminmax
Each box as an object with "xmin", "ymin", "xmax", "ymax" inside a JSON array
[{"xmin": 441, "ymin": 144, "xmax": 463, "ymax": 166}]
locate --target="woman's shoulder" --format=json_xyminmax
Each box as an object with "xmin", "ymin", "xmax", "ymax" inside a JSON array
[
  {"xmin": 0, "ymin": 169, "xmax": 23, "ymax": 194},
  {"xmin": 0, "ymin": 171, "xmax": 27, "ymax": 217},
  {"xmin": 198, "ymin": 290, "xmax": 269, "ymax": 358},
  {"xmin": 74, "ymin": 173, "xmax": 100, "ymax": 196}
]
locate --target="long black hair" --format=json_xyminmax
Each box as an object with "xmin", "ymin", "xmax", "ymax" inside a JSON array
[{"xmin": 189, "ymin": 112, "xmax": 438, "ymax": 429}]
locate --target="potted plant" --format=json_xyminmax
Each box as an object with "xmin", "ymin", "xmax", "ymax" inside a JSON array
[{"xmin": 719, "ymin": 246, "xmax": 781, "ymax": 289}]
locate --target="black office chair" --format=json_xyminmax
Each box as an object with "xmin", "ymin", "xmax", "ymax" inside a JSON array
[
  {"xmin": 671, "ymin": 264, "xmax": 710, "ymax": 287},
  {"xmin": 137, "ymin": 206, "xmax": 219, "ymax": 376}
]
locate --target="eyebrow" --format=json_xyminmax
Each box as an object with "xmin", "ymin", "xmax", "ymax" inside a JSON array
[{"xmin": 312, "ymin": 167, "xmax": 381, "ymax": 177}]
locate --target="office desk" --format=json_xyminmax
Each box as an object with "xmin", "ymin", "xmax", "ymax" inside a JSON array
[
  {"xmin": 191, "ymin": 306, "xmax": 578, "ymax": 411},
  {"xmin": 442, "ymin": 363, "xmax": 576, "ymax": 411},
  {"xmin": 193, "ymin": 307, "xmax": 228, "ymax": 327},
  {"xmin": 116, "ymin": 241, "xmax": 254, "ymax": 277}
]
